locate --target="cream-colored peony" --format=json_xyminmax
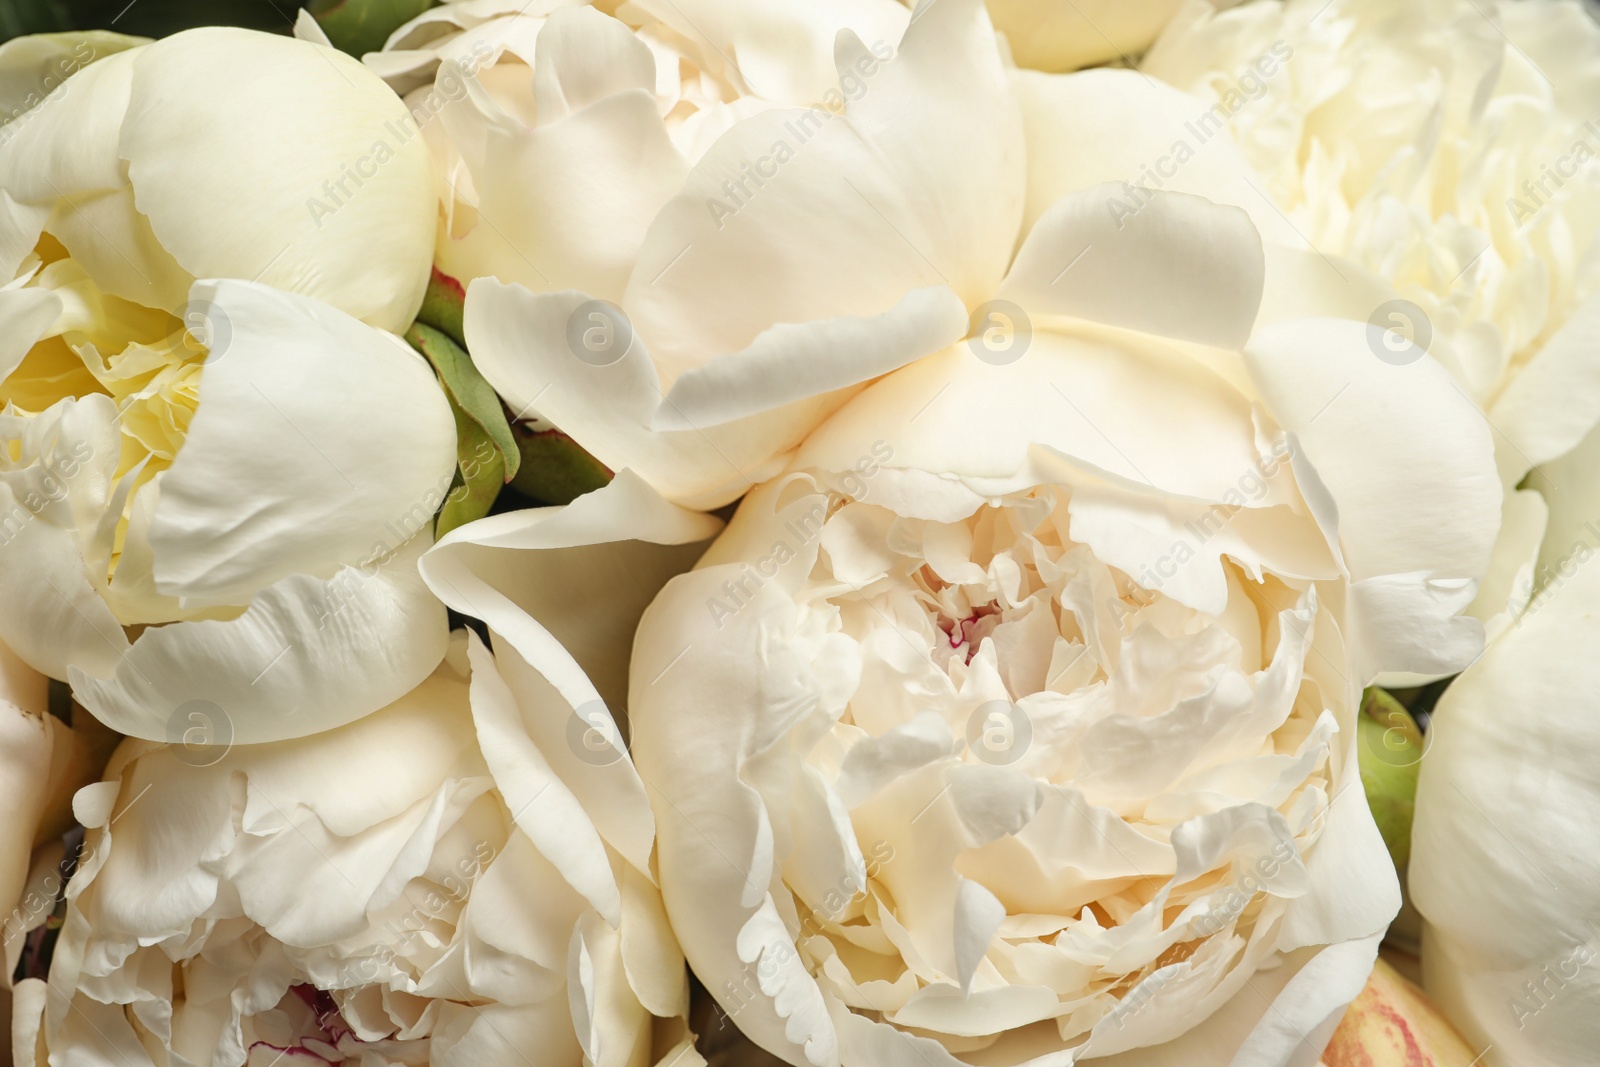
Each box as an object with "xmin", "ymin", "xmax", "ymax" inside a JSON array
[
  {"xmin": 420, "ymin": 0, "xmax": 1508, "ymax": 1061},
  {"xmin": 618, "ymin": 325, "xmax": 1495, "ymax": 1064},
  {"xmin": 0, "ymin": 27, "xmax": 435, "ymax": 334},
  {"xmin": 13, "ymin": 632, "xmax": 696, "ymax": 1067},
  {"xmin": 1143, "ymin": 0, "xmax": 1600, "ymax": 632},
  {"xmin": 0, "ymin": 29, "xmax": 460, "ymax": 744},
  {"xmin": 347, "ymin": 0, "xmax": 912, "ymax": 302}
]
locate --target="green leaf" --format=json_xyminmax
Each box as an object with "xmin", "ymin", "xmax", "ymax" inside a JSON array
[
  {"xmin": 308, "ymin": 0, "xmax": 433, "ymax": 58},
  {"xmin": 1357, "ymin": 687, "xmax": 1424, "ymax": 872},
  {"xmin": 414, "ymin": 267, "xmax": 467, "ymax": 350},
  {"xmin": 405, "ymin": 321, "xmax": 519, "ymax": 480},
  {"xmin": 510, "ymin": 424, "xmax": 612, "ymax": 506},
  {"xmin": 434, "ymin": 398, "xmax": 505, "ymax": 537}
]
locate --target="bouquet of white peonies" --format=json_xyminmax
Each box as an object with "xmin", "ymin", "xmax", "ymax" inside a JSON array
[{"xmin": 0, "ymin": 1, "xmax": 1595, "ymax": 1065}]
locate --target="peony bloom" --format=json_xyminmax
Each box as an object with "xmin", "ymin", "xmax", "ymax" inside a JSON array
[
  {"xmin": 13, "ymin": 633, "xmax": 695, "ymax": 1067},
  {"xmin": 0, "ymin": 30, "xmax": 460, "ymax": 744},
  {"xmin": 619, "ymin": 323, "xmax": 1493, "ymax": 1063},
  {"xmin": 417, "ymin": 1, "xmax": 1510, "ymax": 1061},
  {"xmin": 1143, "ymin": 0, "xmax": 1600, "ymax": 631},
  {"xmin": 1408, "ymin": 553, "xmax": 1600, "ymax": 1067},
  {"xmin": 0, "ymin": 27, "xmax": 436, "ymax": 334},
  {"xmin": 359, "ymin": 0, "xmax": 913, "ymax": 302}
]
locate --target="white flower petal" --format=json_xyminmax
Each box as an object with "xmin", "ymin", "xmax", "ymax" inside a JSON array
[
  {"xmin": 990, "ymin": 0, "xmax": 1184, "ymax": 73},
  {"xmin": 532, "ymin": 5, "xmax": 656, "ymax": 119},
  {"xmin": 1244, "ymin": 318, "xmax": 1500, "ymax": 673},
  {"xmin": 632, "ymin": 564, "xmax": 843, "ymax": 1065},
  {"xmin": 1412, "ymin": 553, "xmax": 1600, "ymax": 1066},
  {"xmin": 421, "ymin": 471, "xmax": 721, "ymax": 878},
  {"xmin": 1489, "ymin": 291, "xmax": 1600, "ymax": 476},
  {"xmin": 1276, "ymin": 754, "xmax": 1400, "ymax": 953},
  {"xmin": 651, "ymin": 285, "xmax": 968, "ymax": 430},
  {"xmin": 997, "ymin": 184, "xmax": 1265, "ymax": 350},
  {"xmin": 70, "ymin": 533, "xmax": 448, "ymax": 744},
  {"xmin": 0, "ymin": 31, "xmax": 144, "ymax": 129},
  {"xmin": 465, "ymin": 279, "xmax": 830, "ymax": 507},
  {"xmin": 624, "ymin": 0, "xmax": 1022, "ymax": 381},
  {"xmin": 952, "ymin": 877, "xmax": 1005, "ymax": 996},
  {"xmin": 1012, "ymin": 67, "xmax": 1299, "ymax": 246},
  {"xmin": 0, "ymin": 697, "xmax": 67, "ymax": 952},
  {"xmin": 627, "ymin": 0, "xmax": 910, "ymax": 105},
  {"xmin": 149, "ymin": 280, "xmax": 457, "ymax": 606},
  {"xmin": 120, "ymin": 28, "xmax": 435, "ymax": 332},
  {"xmin": 466, "ymin": 631, "xmax": 619, "ymax": 924},
  {"xmin": 435, "ymin": 36, "xmax": 688, "ymax": 302},
  {"xmin": 0, "ymin": 471, "xmax": 131, "ymax": 683},
  {"xmin": 794, "ymin": 331, "xmax": 1269, "ymax": 508},
  {"xmin": 0, "ymin": 285, "xmax": 61, "ymax": 381}
]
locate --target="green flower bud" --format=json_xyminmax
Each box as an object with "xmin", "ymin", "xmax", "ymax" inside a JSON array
[{"xmin": 1358, "ymin": 687, "xmax": 1426, "ymax": 871}]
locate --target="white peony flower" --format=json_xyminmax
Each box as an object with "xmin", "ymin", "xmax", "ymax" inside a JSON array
[
  {"xmin": 0, "ymin": 276, "xmax": 458, "ymax": 746},
  {"xmin": 0, "ymin": 27, "xmax": 437, "ymax": 334},
  {"xmin": 13, "ymin": 633, "xmax": 696, "ymax": 1067},
  {"xmin": 1409, "ymin": 553, "xmax": 1600, "ymax": 1067},
  {"xmin": 614, "ymin": 270, "xmax": 1504, "ymax": 1061},
  {"xmin": 356, "ymin": 0, "xmax": 912, "ymax": 302},
  {"xmin": 1142, "ymin": 0, "xmax": 1600, "ymax": 634},
  {"xmin": 413, "ymin": 1, "xmax": 1511, "ymax": 1061},
  {"xmin": 0, "ymin": 30, "xmax": 462, "ymax": 745}
]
